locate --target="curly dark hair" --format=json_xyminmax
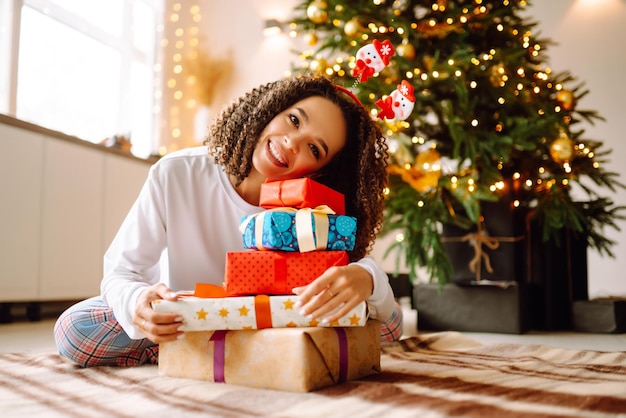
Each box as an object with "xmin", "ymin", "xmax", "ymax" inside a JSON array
[{"xmin": 204, "ymin": 74, "xmax": 389, "ymax": 261}]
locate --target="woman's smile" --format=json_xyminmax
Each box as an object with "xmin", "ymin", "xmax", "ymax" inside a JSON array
[{"xmin": 268, "ymin": 140, "xmax": 288, "ymax": 167}]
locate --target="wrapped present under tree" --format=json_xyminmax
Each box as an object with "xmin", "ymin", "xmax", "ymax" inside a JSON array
[
  {"xmin": 441, "ymin": 198, "xmax": 527, "ymax": 284},
  {"xmin": 415, "ymin": 195, "xmax": 589, "ymax": 332}
]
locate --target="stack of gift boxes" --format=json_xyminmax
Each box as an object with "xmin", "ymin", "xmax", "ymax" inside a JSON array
[{"xmin": 153, "ymin": 178, "xmax": 381, "ymax": 392}]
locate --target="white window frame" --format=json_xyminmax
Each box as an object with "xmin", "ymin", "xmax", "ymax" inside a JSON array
[{"xmin": 0, "ymin": 0, "xmax": 164, "ymax": 158}]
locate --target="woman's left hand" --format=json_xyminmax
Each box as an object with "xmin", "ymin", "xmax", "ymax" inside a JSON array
[{"xmin": 292, "ymin": 264, "xmax": 373, "ymax": 323}]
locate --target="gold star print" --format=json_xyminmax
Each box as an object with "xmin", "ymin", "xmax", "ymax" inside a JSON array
[
  {"xmin": 328, "ymin": 320, "xmax": 340, "ymax": 327},
  {"xmin": 308, "ymin": 318, "xmax": 320, "ymax": 327},
  {"xmin": 283, "ymin": 299, "xmax": 295, "ymax": 310},
  {"xmin": 219, "ymin": 308, "xmax": 229, "ymax": 318},
  {"xmin": 286, "ymin": 321, "xmax": 298, "ymax": 327},
  {"xmin": 349, "ymin": 314, "xmax": 361, "ymax": 326},
  {"xmin": 238, "ymin": 305, "xmax": 250, "ymax": 316},
  {"xmin": 196, "ymin": 308, "xmax": 208, "ymax": 320}
]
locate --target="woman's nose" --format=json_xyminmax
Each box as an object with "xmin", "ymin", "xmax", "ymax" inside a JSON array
[{"xmin": 282, "ymin": 135, "xmax": 302, "ymax": 153}]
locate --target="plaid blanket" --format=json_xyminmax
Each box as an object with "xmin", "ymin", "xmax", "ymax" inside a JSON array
[{"xmin": 1, "ymin": 332, "xmax": 625, "ymax": 417}]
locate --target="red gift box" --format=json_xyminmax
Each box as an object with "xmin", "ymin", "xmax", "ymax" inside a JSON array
[
  {"xmin": 259, "ymin": 178, "xmax": 345, "ymax": 215},
  {"xmin": 224, "ymin": 251, "xmax": 350, "ymax": 296}
]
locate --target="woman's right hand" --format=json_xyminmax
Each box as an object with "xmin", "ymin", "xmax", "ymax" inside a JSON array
[{"xmin": 133, "ymin": 283, "xmax": 184, "ymax": 343}]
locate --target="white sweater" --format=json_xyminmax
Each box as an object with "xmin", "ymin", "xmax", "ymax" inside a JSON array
[{"xmin": 101, "ymin": 146, "xmax": 396, "ymax": 339}]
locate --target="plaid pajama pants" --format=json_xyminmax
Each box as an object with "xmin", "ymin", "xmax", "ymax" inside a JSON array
[{"xmin": 54, "ymin": 296, "xmax": 404, "ymax": 368}]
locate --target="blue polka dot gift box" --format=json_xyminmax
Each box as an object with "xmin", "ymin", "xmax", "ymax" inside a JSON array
[{"xmin": 240, "ymin": 207, "xmax": 357, "ymax": 252}]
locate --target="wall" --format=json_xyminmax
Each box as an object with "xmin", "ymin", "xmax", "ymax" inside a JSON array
[
  {"xmin": 525, "ymin": 0, "xmax": 626, "ymax": 298},
  {"xmin": 197, "ymin": 0, "xmax": 626, "ymax": 298},
  {"xmin": 197, "ymin": 0, "xmax": 301, "ymax": 109}
]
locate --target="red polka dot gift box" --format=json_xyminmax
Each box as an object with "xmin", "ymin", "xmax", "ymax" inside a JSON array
[{"xmin": 223, "ymin": 250, "xmax": 349, "ymax": 296}]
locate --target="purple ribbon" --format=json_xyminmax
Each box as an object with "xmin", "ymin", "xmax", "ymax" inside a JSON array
[
  {"xmin": 335, "ymin": 328, "xmax": 348, "ymax": 383},
  {"xmin": 208, "ymin": 330, "xmax": 228, "ymax": 383},
  {"xmin": 208, "ymin": 328, "xmax": 349, "ymax": 384}
]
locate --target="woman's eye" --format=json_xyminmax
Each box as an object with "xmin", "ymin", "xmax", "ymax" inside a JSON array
[
  {"xmin": 309, "ymin": 144, "xmax": 320, "ymax": 159},
  {"xmin": 289, "ymin": 114, "xmax": 300, "ymax": 127}
]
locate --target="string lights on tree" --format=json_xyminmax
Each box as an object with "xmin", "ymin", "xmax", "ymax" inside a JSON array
[{"xmin": 288, "ymin": 0, "xmax": 625, "ymax": 286}]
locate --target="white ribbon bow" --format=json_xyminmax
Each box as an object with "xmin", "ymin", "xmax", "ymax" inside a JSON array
[{"xmin": 240, "ymin": 205, "xmax": 336, "ymax": 253}]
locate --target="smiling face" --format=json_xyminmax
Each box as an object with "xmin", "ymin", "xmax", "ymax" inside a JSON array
[{"xmin": 251, "ymin": 95, "xmax": 347, "ymax": 181}]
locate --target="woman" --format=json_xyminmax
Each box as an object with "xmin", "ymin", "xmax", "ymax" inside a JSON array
[{"xmin": 54, "ymin": 74, "xmax": 403, "ymax": 367}]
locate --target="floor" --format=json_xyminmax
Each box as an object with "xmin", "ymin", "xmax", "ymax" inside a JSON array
[{"xmin": 1, "ymin": 300, "xmax": 625, "ymax": 354}]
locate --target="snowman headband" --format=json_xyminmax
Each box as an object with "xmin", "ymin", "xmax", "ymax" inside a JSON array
[
  {"xmin": 333, "ymin": 39, "xmax": 415, "ymax": 123},
  {"xmin": 334, "ymin": 84, "xmax": 363, "ymax": 106}
]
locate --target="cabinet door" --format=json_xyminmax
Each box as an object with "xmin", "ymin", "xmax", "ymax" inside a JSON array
[
  {"xmin": 0, "ymin": 125, "xmax": 44, "ymax": 300},
  {"xmin": 39, "ymin": 139, "xmax": 104, "ymax": 300},
  {"xmin": 102, "ymin": 154, "xmax": 150, "ymax": 251}
]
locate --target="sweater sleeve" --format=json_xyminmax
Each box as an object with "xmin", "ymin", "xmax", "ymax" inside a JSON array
[
  {"xmin": 351, "ymin": 257, "xmax": 396, "ymax": 321},
  {"xmin": 100, "ymin": 162, "xmax": 168, "ymax": 340}
]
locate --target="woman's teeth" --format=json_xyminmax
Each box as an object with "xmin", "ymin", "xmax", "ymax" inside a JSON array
[{"xmin": 269, "ymin": 142, "xmax": 287, "ymax": 166}]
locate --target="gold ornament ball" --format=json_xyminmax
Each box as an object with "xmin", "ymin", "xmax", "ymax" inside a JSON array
[
  {"xmin": 550, "ymin": 136, "xmax": 575, "ymax": 162},
  {"xmin": 397, "ymin": 43, "xmax": 416, "ymax": 61},
  {"xmin": 309, "ymin": 57, "xmax": 328, "ymax": 74},
  {"xmin": 304, "ymin": 32, "xmax": 318, "ymax": 46},
  {"xmin": 423, "ymin": 55, "xmax": 435, "ymax": 71},
  {"xmin": 557, "ymin": 89, "xmax": 575, "ymax": 110},
  {"xmin": 344, "ymin": 18, "xmax": 360, "ymax": 37},
  {"xmin": 307, "ymin": 1, "xmax": 329, "ymax": 24},
  {"xmin": 489, "ymin": 63, "xmax": 505, "ymax": 87}
]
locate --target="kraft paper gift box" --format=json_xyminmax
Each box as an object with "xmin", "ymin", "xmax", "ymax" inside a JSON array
[
  {"xmin": 224, "ymin": 250, "xmax": 349, "ymax": 296},
  {"xmin": 259, "ymin": 178, "xmax": 345, "ymax": 215},
  {"xmin": 240, "ymin": 208, "xmax": 356, "ymax": 253},
  {"xmin": 158, "ymin": 319, "xmax": 381, "ymax": 392},
  {"xmin": 152, "ymin": 291, "xmax": 368, "ymax": 331}
]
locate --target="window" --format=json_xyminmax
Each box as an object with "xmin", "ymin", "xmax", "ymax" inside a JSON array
[{"xmin": 0, "ymin": 0, "xmax": 164, "ymax": 158}]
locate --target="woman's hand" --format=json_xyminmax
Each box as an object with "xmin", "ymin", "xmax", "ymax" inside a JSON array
[
  {"xmin": 133, "ymin": 283, "xmax": 184, "ymax": 343},
  {"xmin": 292, "ymin": 264, "xmax": 373, "ymax": 323}
]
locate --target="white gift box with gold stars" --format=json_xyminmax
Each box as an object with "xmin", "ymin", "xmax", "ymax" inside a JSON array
[{"xmin": 152, "ymin": 294, "xmax": 368, "ymax": 331}]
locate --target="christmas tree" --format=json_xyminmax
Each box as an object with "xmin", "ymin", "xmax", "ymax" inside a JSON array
[{"xmin": 288, "ymin": 0, "xmax": 625, "ymax": 286}]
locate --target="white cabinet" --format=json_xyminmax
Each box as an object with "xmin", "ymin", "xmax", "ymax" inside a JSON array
[
  {"xmin": 102, "ymin": 154, "xmax": 149, "ymax": 249},
  {"xmin": 0, "ymin": 119, "xmax": 152, "ymax": 302},
  {"xmin": 0, "ymin": 124, "xmax": 44, "ymax": 300},
  {"xmin": 38, "ymin": 139, "xmax": 105, "ymax": 299}
]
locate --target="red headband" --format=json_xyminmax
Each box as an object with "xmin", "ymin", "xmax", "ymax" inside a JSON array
[{"xmin": 334, "ymin": 84, "xmax": 363, "ymax": 107}]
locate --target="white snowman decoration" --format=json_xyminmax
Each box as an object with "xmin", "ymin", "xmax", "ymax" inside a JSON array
[
  {"xmin": 376, "ymin": 80, "xmax": 415, "ymax": 121},
  {"xmin": 352, "ymin": 39, "xmax": 395, "ymax": 82}
]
